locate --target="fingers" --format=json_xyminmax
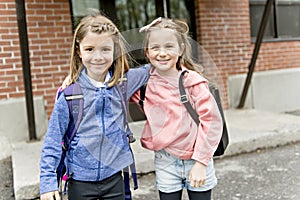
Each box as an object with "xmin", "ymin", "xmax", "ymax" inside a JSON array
[
  {"xmin": 40, "ymin": 191, "xmax": 60, "ymax": 200},
  {"xmin": 189, "ymin": 174, "xmax": 206, "ymax": 188},
  {"xmin": 190, "ymin": 179, "xmax": 206, "ymax": 188},
  {"xmin": 189, "ymin": 161, "xmax": 207, "ymax": 188},
  {"xmin": 54, "ymin": 191, "xmax": 61, "ymax": 200},
  {"xmin": 40, "ymin": 192, "xmax": 53, "ymax": 200}
]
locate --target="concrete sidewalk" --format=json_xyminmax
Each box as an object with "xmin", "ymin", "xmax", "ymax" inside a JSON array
[{"xmin": 6, "ymin": 109, "xmax": 300, "ymax": 200}]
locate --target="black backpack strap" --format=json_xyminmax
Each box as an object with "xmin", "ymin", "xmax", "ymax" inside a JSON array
[
  {"xmin": 139, "ymin": 83, "xmax": 147, "ymax": 111},
  {"xmin": 179, "ymin": 71, "xmax": 200, "ymax": 125},
  {"xmin": 179, "ymin": 71, "xmax": 229, "ymax": 157},
  {"xmin": 209, "ymin": 83, "xmax": 229, "ymax": 156}
]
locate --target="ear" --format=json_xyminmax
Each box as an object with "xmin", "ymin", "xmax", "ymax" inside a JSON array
[
  {"xmin": 78, "ymin": 49, "xmax": 82, "ymax": 58},
  {"xmin": 145, "ymin": 48, "xmax": 149, "ymax": 58}
]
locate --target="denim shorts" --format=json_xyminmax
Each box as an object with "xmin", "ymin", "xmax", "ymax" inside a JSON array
[{"xmin": 154, "ymin": 149, "xmax": 217, "ymax": 193}]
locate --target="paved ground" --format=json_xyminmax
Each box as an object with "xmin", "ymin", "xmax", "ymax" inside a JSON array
[
  {"xmin": 0, "ymin": 157, "xmax": 14, "ymax": 200},
  {"xmin": 1, "ymin": 142, "xmax": 299, "ymax": 200},
  {"xmin": 2, "ymin": 109, "xmax": 300, "ymax": 199},
  {"xmin": 131, "ymin": 142, "xmax": 300, "ymax": 200}
]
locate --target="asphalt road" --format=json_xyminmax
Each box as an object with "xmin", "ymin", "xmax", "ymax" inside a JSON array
[
  {"xmin": 132, "ymin": 142, "xmax": 300, "ymax": 200},
  {"xmin": 1, "ymin": 142, "xmax": 299, "ymax": 200}
]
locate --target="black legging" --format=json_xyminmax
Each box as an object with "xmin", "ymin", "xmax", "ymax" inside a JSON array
[
  {"xmin": 68, "ymin": 172, "xmax": 124, "ymax": 200},
  {"xmin": 159, "ymin": 189, "xmax": 211, "ymax": 200}
]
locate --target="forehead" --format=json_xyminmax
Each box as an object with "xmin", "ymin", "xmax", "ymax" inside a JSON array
[
  {"xmin": 80, "ymin": 31, "xmax": 114, "ymax": 46},
  {"xmin": 148, "ymin": 29, "xmax": 178, "ymax": 44}
]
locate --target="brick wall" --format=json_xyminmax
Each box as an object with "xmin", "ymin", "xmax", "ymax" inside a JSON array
[
  {"xmin": 195, "ymin": 0, "xmax": 300, "ymax": 108},
  {"xmin": 0, "ymin": 0, "xmax": 73, "ymax": 117},
  {"xmin": 1, "ymin": 0, "xmax": 300, "ymax": 119}
]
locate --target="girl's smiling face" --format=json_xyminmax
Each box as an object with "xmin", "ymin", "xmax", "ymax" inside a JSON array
[
  {"xmin": 146, "ymin": 29, "xmax": 184, "ymax": 76},
  {"xmin": 79, "ymin": 31, "xmax": 114, "ymax": 82}
]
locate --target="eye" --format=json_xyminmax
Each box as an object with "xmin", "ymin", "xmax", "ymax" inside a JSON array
[
  {"xmin": 165, "ymin": 44, "xmax": 175, "ymax": 49},
  {"xmin": 102, "ymin": 47, "xmax": 112, "ymax": 52},
  {"xmin": 85, "ymin": 47, "xmax": 93, "ymax": 52},
  {"xmin": 100, "ymin": 46, "xmax": 113, "ymax": 53},
  {"xmin": 150, "ymin": 45, "xmax": 159, "ymax": 51}
]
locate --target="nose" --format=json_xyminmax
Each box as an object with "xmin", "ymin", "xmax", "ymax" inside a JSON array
[
  {"xmin": 93, "ymin": 50, "xmax": 104, "ymax": 60},
  {"xmin": 158, "ymin": 48, "xmax": 167, "ymax": 56}
]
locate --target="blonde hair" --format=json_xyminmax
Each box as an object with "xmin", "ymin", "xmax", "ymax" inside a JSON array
[
  {"xmin": 68, "ymin": 11, "xmax": 130, "ymax": 87},
  {"xmin": 141, "ymin": 18, "xmax": 203, "ymax": 73}
]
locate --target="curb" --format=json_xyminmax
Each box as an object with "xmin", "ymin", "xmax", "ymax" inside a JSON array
[{"xmin": 0, "ymin": 136, "xmax": 12, "ymax": 160}]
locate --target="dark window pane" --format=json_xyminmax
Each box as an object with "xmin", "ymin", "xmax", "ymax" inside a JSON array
[
  {"xmin": 169, "ymin": 0, "xmax": 192, "ymax": 35},
  {"xmin": 115, "ymin": 0, "xmax": 156, "ymax": 31},
  {"xmin": 250, "ymin": 4, "xmax": 274, "ymax": 38},
  {"xmin": 72, "ymin": 1, "xmax": 100, "ymax": 16},
  {"xmin": 71, "ymin": 1, "xmax": 101, "ymax": 28},
  {"xmin": 277, "ymin": 3, "xmax": 300, "ymax": 38},
  {"xmin": 250, "ymin": 0, "xmax": 300, "ymax": 40},
  {"xmin": 169, "ymin": 0, "xmax": 190, "ymax": 23}
]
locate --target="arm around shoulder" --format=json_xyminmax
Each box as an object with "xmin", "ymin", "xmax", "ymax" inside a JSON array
[{"xmin": 126, "ymin": 64, "xmax": 151, "ymax": 99}]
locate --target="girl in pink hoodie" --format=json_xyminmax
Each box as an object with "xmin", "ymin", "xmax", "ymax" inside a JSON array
[{"xmin": 132, "ymin": 18, "xmax": 223, "ymax": 200}]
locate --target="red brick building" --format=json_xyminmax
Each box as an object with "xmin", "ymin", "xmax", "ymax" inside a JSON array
[{"xmin": 1, "ymin": 0, "xmax": 300, "ymax": 118}]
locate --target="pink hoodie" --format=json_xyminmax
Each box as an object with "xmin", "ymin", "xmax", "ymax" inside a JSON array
[{"xmin": 132, "ymin": 67, "xmax": 223, "ymax": 165}]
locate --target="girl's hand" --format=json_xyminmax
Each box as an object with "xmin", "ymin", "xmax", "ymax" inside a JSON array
[
  {"xmin": 189, "ymin": 161, "xmax": 206, "ymax": 188},
  {"xmin": 40, "ymin": 191, "xmax": 60, "ymax": 200}
]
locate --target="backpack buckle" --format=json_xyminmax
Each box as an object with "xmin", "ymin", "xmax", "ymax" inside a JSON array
[
  {"xmin": 138, "ymin": 99, "xmax": 144, "ymax": 106},
  {"xmin": 62, "ymin": 142, "xmax": 68, "ymax": 151},
  {"xmin": 180, "ymin": 95, "xmax": 188, "ymax": 103},
  {"xmin": 127, "ymin": 135, "xmax": 136, "ymax": 143}
]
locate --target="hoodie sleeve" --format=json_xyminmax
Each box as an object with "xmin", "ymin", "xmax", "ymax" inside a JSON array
[
  {"xmin": 189, "ymin": 77, "xmax": 223, "ymax": 166},
  {"xmin": 130, "ymin": 89, "xmax": 140, "ymax": 105},
  {"xmin": 40, "ymin": 94, "xmax": 70, "ymax": 195},
  {"xmin": 126, "ymin": 64, "xmax": 150, "ymax": 100}
]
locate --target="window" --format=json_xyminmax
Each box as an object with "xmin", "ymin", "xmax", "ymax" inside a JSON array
[
  {"xmin": 70, "ymin": 0, "xmax": 195, "ymax": 37},
  {"xmin": 70, "ymin": 1, "xmax": 100, "ymax": 30},
  {"xmin": 250, "ymin": 0, "xmax": 300, "ymax": 41}
]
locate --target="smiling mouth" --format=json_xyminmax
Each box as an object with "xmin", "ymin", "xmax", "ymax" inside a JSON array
[
  {"xmin": 158, "ymin": 60, "xmax": 169, "ymax": 64},
  {"xmin": 91, "ymin": 63, "xmax": 106, "ymax": 65}
]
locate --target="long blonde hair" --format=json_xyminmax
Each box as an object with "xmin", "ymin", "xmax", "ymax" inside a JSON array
[
  {"xmin": 141, "ymin": 17, "xmax": 203, "ymax": 73},
  {"xmin": 68, "ymin": 11, "xmax": 130, "ymax": 87}
]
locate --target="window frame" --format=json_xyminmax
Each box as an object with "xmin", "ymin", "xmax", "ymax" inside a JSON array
[{"xmin": 250, "ymin": 0, "xmax": 300, "ymax": 43}]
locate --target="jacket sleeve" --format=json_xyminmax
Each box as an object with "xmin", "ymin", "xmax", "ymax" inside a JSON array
[
  {"xmin": 126, "ymin": 64, "xmax": 150, "ymax": 100},
  {"xmin": 190, "ymin": 82, "xmax": 223, "ymax": 165},
  {"xmin": 129, "ymin": 90, "xmax": 140, "ymax": 105},
  {"xmin": 39, "ymin": 94, "xmax": 70, "ymax": 195}
]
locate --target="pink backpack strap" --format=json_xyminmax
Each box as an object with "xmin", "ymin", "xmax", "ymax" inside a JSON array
[{"xmin": 55, "ymin": 86, "xmax": 63, "ymax": 102}]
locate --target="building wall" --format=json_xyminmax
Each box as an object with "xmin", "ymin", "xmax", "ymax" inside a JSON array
[
  {"xmin": 1, "ymin": 0, "xmax": 300, "ymax": 120},
  {"xmin": 195, "ymin": 0, "xmax": 300, "ymax": 108},
  {"xmin": 0, "ymin": 0, "xmax": 73, "ymax": 117}
]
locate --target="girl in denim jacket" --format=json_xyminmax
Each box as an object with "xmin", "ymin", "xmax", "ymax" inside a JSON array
[{"xmin": 40, "ymin": 12, "xmax": 149, "ymax": 200}]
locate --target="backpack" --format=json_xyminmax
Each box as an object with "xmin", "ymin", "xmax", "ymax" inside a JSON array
[
  {"xmin": 55, "ymin": 82, "xmax": 84, "ymax": 197},
  {"xmin": 55, "ymin": 80, "xmax": 137, "ymax": 200},
  {"xmin": 138, "ymin": 70, "xmax": 229, "ymax": 157}
]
